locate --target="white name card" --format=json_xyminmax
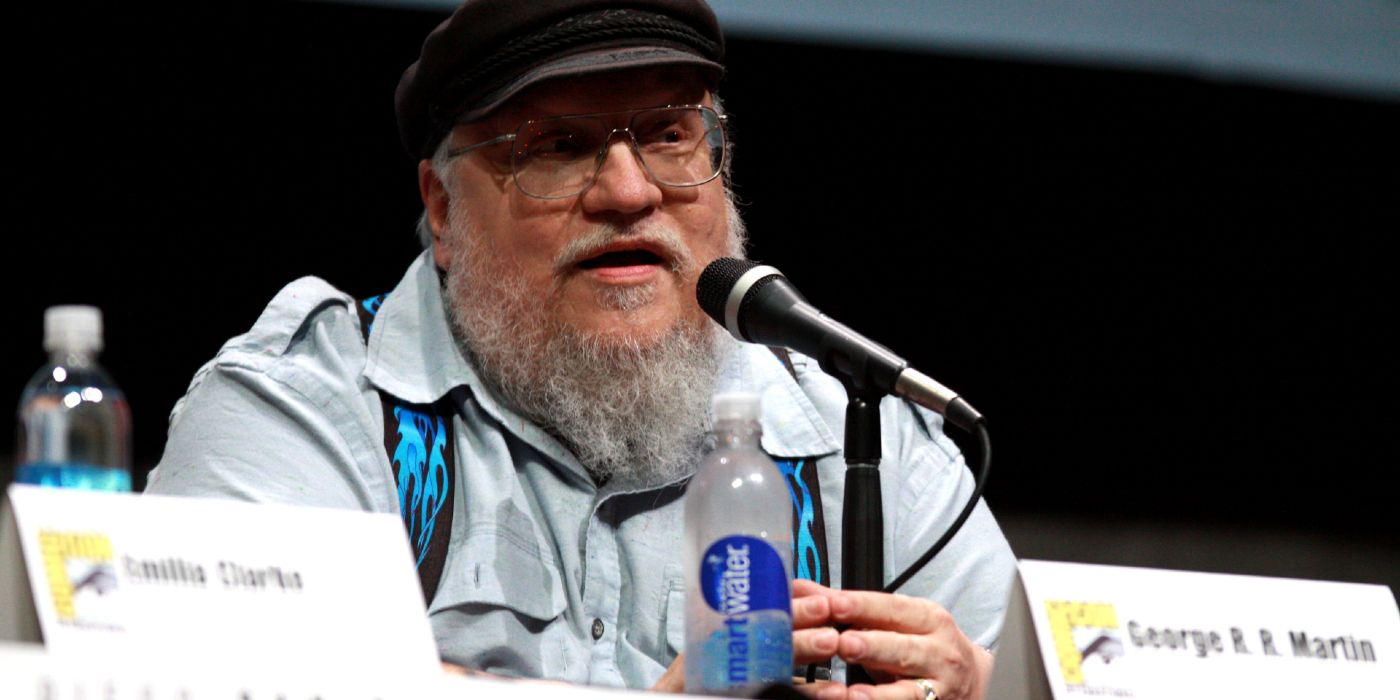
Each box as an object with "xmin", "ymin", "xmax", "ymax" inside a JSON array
[
  {"xmin": 0, "ymin": 640, "xmax": 663, "ymax": 700},
  {"xmin": 0, "ymin": 484, "xmax": 441, "ymax": 679},
  {"xmin": 988, "ymin": 559, "xmax": 1400, "ymax": 699},
  {"xmin": 0, "ymin": 640, "xmax": 440, "ymax": 699}
]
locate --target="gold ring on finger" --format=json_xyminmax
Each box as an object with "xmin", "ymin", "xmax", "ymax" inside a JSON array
[{"xmin": 913, "ymin": 678, "xmax": 938, "ymax": 700}]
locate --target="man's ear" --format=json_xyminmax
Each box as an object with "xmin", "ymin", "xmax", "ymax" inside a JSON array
[{"xmin": 418, "ymin": 159, "xmax": 452, "ymax": 270}]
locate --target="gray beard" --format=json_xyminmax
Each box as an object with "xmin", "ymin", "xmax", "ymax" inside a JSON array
[{"xmin": 441, "ymin": 204, "xmax": 745, "ymax": 486}]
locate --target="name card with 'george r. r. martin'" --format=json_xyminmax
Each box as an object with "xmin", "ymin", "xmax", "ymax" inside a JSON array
[
  {"xmin": 0, "ymin": 484, "xmax": 440, "ymax": 679},
  {"xmin": 988, "ymin": 560, "xmax": 1399, "ymax": 699}
]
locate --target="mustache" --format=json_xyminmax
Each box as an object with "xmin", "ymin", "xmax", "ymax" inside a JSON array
[{"xmin": 552, "ymin": 222, "xmax": 696, "ymax": 275}]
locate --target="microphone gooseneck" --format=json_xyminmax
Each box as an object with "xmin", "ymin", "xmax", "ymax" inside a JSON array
[{"xmin": 696, "ymin": 257, "xmax": 983, "ymax": 431}]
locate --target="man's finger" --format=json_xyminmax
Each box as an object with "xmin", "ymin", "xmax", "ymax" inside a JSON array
[
  {"xmin": 794, "ymin": 626, "xmax": 839, "ymax": 664},
  {"xmin": 837, "ymin": 629, "xmax": 943, "ymax": 678},
  {"xmin": 794, "ymin": 591, "xmax": 833, "ymax": 627},
  {"xmin": 845, "ymin": 679, "xmax": 939, "ymax": 700},
  {"xmin": 787, "ymin": 679, "xmax": 841, "ymax": 700},
  {"xmin": 828, "ymin": 590, "xmax": 954, "ymax": 635},
  {"xmin": 794, "ymin": 578, "xmax": 831, "ymax": 598}
]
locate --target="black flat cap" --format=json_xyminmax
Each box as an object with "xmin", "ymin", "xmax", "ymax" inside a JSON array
[{"xmin": 396, "ymin": 0, "xmax": 725, "ymax": 159}]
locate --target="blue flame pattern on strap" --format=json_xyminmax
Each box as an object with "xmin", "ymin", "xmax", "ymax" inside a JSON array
[
  {"xmin": 361, "ymin": 294, "xmax": 387, "ymax": 334},
  {"xmin": 391, "ymin": 405, "xmax": 450, "ymax": 568},
  {"xmin": 774, "ymin": 458, "xmax": 821, "ymax": 583}
]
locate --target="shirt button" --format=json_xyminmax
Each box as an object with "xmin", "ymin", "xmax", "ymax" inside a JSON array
[{"xmin": 591, "ymin": 618, "xmax": 605, "ymax": 640}]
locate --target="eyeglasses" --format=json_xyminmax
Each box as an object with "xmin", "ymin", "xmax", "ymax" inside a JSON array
[{"xmin": 445, "ymin": 104, "xmax": 728, "ymax": 200}]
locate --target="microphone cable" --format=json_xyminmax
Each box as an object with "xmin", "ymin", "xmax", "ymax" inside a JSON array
[
  {"xmin": 882, "ymin": 418, "xmax": 991, "ymax": 594},
  {"xmin": 803, "ymin": 420, "xmax": 991, "ymax": 685}
]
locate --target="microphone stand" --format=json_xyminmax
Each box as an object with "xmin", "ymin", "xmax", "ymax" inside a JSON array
[{"xmin": 840, "ymin": 388, "xmax": 884, "ymax": 687}]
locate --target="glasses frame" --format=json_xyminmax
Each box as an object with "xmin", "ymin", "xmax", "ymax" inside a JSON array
[{"xmin": 444, "ymin": 104, "xmax": 729, "ymax": 200}]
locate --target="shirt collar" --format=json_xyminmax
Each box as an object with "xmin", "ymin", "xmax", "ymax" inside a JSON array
[
  {"xmin": 362, "ymin": 250, "xmax": 476, "ymax": 405},
  {"xmin": 719, "ymin": 343, "xmax": 842, "ymax": 459}
]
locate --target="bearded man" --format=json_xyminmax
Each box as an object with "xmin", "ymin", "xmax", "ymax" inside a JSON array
[{"xmin": 146, "ymin": 1, "xmax": 1015, "ymax": 699}]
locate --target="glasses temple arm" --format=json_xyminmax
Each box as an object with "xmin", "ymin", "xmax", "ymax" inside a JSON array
[{"xmin": 444, "ymin": 133, "xmax": 515, "ymax": 159}]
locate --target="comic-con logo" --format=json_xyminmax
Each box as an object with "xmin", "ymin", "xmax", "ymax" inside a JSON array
[
  {"xmin": 1045, "ymin": 600, "xmax": 1126, "ymax": 687},
  {"xmin": 38, "ymin": 530, "xmax": 121, "ymax": 629}
]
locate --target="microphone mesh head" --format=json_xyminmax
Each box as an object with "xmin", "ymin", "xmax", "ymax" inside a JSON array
[{"xmin": 696, "ymin": 257, "xmax": 758, "ymax": 324}]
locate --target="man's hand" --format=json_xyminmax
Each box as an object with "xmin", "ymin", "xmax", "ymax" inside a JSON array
[
  {"xmin": 791, "ymin": 580, "xmax": 993, "ymax": 700},
  {"xmin": 651, "ymin": 654, "xmax": 685, "ymax": 693}
]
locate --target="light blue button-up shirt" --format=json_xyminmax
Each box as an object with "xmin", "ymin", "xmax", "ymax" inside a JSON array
[{"xmin": 148, "ymin": 251, "xmax": 1015, "ymax": 688}]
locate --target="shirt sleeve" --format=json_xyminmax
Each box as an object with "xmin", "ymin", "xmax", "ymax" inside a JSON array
[
  {"xmin": 886, "ymin": 400, "xmax": 1017, "ymax": 651},
  {"xmin": 145, "ymin": 277, "xmax": 398, "ymax": 516}
]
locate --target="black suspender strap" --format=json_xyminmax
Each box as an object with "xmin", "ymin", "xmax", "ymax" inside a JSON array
[
  {"xmin": 771, "ymin": 455, "xmax": 831, "ymax": 587},
  {"xmin": 358, "ymin": 295, "xmax": 455, "ymax": 607},
  {"xmin": 764, "ymin": 346, "xmax": 832, "ymax": 587}
]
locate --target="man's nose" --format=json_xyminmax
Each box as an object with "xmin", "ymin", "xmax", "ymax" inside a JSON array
[{"xmin": 580, "ymin": 135, "xmax": 663, "ymax": 215}]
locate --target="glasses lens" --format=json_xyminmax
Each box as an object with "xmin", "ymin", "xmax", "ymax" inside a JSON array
[
  {"xmin": 509, "ymin": 107, "xmax": 726, "ymax": 199},
  {"xmin": 513, "ymin": 116, "xmax": 608, "ymax": 198},
  {"xmin": 632, "ymin": 107, "xmax": 724, "ymax": 187}
]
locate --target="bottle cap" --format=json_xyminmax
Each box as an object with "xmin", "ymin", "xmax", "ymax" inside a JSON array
[
  {"xmin": 712, "ymin": 392, "xmax": 761, "ymax": 422},
  {"xmin": 44, "ymin": 305, "xmax": 104, "ymax": 354}
]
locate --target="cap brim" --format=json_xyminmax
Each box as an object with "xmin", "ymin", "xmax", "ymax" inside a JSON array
[{"xmin": 457, "ymin": 45, "xmax": 722, "ymax": 123}]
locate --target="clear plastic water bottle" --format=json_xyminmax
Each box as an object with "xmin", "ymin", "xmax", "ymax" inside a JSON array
[
  {"xmin": 684, "ymin": 392, "xmax": 793, "ymax": 694},
  {"xmin": 12, "ymin": 306, "xmax": 132, "ymax": 491}
]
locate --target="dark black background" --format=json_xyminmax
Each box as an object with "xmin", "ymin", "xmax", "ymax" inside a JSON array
[{"xmin": 6, "ymin": 4, "xmax": 1397, "ymax": 577}]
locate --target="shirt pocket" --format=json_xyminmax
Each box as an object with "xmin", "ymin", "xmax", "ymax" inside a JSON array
[
  {"xmin": 429, "ymin": 517, "xmax": 568, "ymax": 623},
  {"xmin": 427, "ymin": 524, "xmax": 572, "ymax": 679}
]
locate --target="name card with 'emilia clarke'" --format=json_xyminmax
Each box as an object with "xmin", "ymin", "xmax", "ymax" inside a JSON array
[
  {"xmin": 988, "ymin": 559, "xmax": 1400, "ymax": 700},
  {"xmin": 0, "ymin": 484, "xmax": 440, "ymax": 679}
]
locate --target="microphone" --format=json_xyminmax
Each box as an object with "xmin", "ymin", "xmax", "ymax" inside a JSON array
[{"xmin": 696, "ymin": 258, "xmax": 983, "ymax": 431}]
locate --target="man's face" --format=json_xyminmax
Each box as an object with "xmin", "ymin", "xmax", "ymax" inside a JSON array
[{"xmin": 424, "ymin": 68, "xmax": 734, "ymax": 348}]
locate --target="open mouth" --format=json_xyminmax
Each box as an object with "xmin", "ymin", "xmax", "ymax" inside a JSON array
[{"xmin": 577, "ymin": 249, "xmax": 665, "ymax": 270}]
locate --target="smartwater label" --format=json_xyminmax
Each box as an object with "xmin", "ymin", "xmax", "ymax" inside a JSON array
[{"xmin": 698, "ymin": 536, "xmax": 792, "ymax": 689}]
